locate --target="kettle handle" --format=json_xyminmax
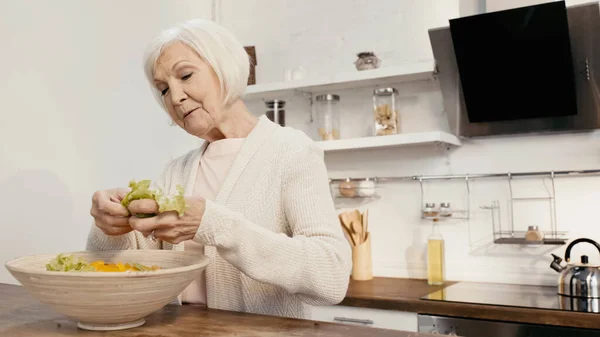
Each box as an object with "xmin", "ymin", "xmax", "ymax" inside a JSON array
[{"xmin": 564, "ymin": 238, "xmax": 600, "ymax": 262}]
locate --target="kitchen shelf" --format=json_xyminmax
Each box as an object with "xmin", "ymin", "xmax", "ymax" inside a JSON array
[
  {"xmin": 421, "ymin": 210, "xmax": 470, "ymax": 221},
  {"xmin": 243, "ymin": 60, "xmax": 436, "ymax": 100},
  {"xmin": 494, "ymin": 238, "xmax": 568, "ymax": 245},
  {"xmin": 494, "ymin": 231, "xmax": 568, "ymax": 245},
  {"xmin": 316, "ymin": 131, "xmax": 461, "ymax": 152}
]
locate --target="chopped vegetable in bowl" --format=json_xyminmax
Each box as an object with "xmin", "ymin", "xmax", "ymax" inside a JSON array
[
  {"xmin": 46, "ymin": 254, "xmax": 162, "ymax": 272},
  {"xmin": 46, "ymin": 254, "xmax": 96, "ymax": 272}
]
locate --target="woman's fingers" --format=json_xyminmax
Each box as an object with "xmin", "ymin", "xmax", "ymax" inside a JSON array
[
  {"xmin": 101, "ymin": 224, "xmax": 134, "ymax": 236},
  {"xmin": 93, "ymin": 190, "xmax": 130, "ymax": 217},
  {"xmin": 100, "ymin": 213, "xmax": 130, "ymax": 227},
  {"xmin": 128, "ymin": 199, "xmax": 159, "ymax": 216},
  {"xmin": 152, "ymin": 228, "xmax": 194, "ymax": 244},
  {"xmin": 94, "ymin": 214, "xmax": 131, "ymax": 235},
  {"xmin": 129, "ymin": 210, "xmax": 198, "ymax": 244},
  {"xmin": 129, "ymin": 211, "xmax": 179, "ymax": 233}
]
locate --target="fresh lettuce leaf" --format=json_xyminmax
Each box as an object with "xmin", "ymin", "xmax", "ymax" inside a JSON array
[
  {"xmin": 121, "ymin": 179, "xmax": 187, "ymax": 217},
  {"xmin": 121, "ymin": 180, "xmax": 155, "ymax": 206},
  {"xmin": 154, "ymin": 185, "xmax": 187, "ymax": 216},
  {"xmin": 45, "ymin": 253, "xmax": 96, "ymax": 272}
]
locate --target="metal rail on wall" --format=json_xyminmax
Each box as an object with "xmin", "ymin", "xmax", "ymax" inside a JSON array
[
  {"xmin": 329, "ymin": 169, "xmax": 600, "ymax": 245},
  {"xmin": 328, "ymin": 169, "xmax": 600, "ymax": 183}
]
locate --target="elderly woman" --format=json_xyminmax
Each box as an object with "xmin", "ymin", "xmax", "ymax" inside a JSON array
[{"xmin": 86, "ymin": 19, "xmax": 352, "ymax": 319}]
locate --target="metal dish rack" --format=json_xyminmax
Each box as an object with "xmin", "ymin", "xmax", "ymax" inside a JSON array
[
  {"xmin": 481, "ymin": 172, "xmax": 568, "ymax": 245},
  {"xmin": 328, "ymin": 177, "xmax": 381, "ymax": 208},
  {"xmin": 417, "ymin": 176, "xmax": 471, "ymax": 221}
]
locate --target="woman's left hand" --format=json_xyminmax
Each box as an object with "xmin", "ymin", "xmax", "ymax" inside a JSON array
[{"xmin": 127, "ymin": 197, "xmax": 206, "ymax": 244}]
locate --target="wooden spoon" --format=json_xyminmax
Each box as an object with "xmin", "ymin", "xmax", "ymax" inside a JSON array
[
  {"xmin": 344, "ymin": 210, "xmax": 363, "ymax": 245},
  {"xmin": 363, "ymin": 209, "xmax": 369, "ymax": 242},
  {"xmin": 351, "ymin": 218, "xmax": 363, "ymax": 245},
  {"xmin": 338, "ymin": 213, "xmax": 356, "ymax": 246},
  {"xmin": 354, "ymin": 209, "xmax": 362, "ymax": 225},
  {"xmin": 340, "ymin": 212, "xmax": 352, "ymax": 228}
]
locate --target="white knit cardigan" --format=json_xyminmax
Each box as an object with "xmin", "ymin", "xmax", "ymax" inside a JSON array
[{"xmin": 86, "ymin": 115, "xmax": 352, "ymax": 319}]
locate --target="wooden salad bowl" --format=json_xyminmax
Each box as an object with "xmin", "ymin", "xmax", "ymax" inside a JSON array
[{"xmin": 5, "ymin": 250, "xmax": 208, "ymax": 331}]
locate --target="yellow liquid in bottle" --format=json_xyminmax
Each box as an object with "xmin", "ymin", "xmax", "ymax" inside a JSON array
[{"xmin": 427, "ymin": 238, "xmax": 444, "ymax": 285}]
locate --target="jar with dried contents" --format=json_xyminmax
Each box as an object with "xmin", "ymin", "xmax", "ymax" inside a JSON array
[
  {"xmin": 373, "ymin": 87, "xmax": 399, "ymax": 136},
  {"xmin": 316, "ymin": 94, "xmax": 341, "ymax": 141},
  {"xmin": 338, "ymin": 178, "xmax": 357, "ymax": 198},
  {"xmin": 354, "ymin": 52, "xmax": 381, "ymax": 71},
  {"xmin": 423, "ymin": 203, "xmax": 438, "ymax": 218}
]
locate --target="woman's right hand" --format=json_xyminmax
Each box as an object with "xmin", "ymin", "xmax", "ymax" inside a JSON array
[{"xmin": 90, "ymin": 188, "xmax": 132, "ymax": 236}]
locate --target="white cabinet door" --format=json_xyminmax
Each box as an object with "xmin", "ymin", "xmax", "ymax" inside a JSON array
[{"xmin": 309, "ymin": 305, "xmax": 418, "ymax": 332}]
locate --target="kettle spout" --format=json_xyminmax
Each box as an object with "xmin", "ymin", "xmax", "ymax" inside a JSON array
[{"xmin": 550, "ymin": 253, "xmax": 565, "ymax": 272}]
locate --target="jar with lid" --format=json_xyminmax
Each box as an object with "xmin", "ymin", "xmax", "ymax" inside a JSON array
[
  {"xmin": 315, "ymin": 94, "xmax": 341, "ymax": 141},
  {"xmin": 525, "ymin": 225, "xmax": 543, "ymax": 242},
  {"xmin": 439, "ymin": 203, "xmax": 453, "ymax": 218},
  {"xmin": 265, "ymin": 100, "xmax": 285, "ymax": 127},
  {"xmin": 373, "ymin": 87, "xmax": 399, "ymax": 136},
  {"xmin": 422, "ymin": 203, "xmax": 438, "ymax": 218},
  {"xmin": 354, "ymin": 52, "xmax": 381, "ymax": 71}
]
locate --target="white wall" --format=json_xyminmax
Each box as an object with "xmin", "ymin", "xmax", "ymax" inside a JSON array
[
  {"xmin": 219, "ymin": 0, "xmax": 458, "ymax": 85},
  {"xmin": 0, "ymin": 0, "xmax": 212, "ymax": 284},
  {"xmin": 485, "ymin": 0, "xmax": 594, "ymax": 12},
  {"xmin": 227, "ymin": 0, "xmax": 600, "ymax": 286}
]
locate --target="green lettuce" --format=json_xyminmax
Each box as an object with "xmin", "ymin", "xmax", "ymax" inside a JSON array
[
  {"xmin": 46, "ymin": 254, "xmax": 95, "ymax": 272},
  {"xmin": 121, "ymin": 179, "xmax": 187, "ymax": 217}
]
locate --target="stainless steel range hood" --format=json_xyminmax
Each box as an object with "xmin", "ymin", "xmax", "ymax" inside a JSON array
[{"xmin": 428, "ymin": 2, "xmax": 600, "ymax": 138}]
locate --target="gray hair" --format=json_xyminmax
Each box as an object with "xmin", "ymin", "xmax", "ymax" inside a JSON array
[{"xmin": 143, "ymin": 19, "xmax": 250, "ymax": 110}]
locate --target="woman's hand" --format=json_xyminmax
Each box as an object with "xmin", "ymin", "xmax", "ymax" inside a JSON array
[
  {"xmin": 127, "ymin": 197, "xmax": 206, "ymax": 244},
  {"xmin": 90, "ymin": 188, "xmax": 132, "ymax": 236}
]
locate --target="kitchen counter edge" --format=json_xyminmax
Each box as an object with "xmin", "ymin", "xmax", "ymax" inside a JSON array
[{"xmin": 339, "ymin": 277, "xmax": 600, "ymax": 331}]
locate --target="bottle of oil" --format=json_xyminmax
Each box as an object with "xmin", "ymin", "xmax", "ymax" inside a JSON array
[{"xmin": 427, "ymin": 219, "xmax": 445, "ymax": 285}]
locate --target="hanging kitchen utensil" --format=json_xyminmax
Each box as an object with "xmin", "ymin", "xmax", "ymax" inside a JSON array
[
  {"xmin": 338, "ymin": 214, "xmax": 356, "ymax": 246},
  {"xmin": 550, "ymin": 238, "xmax": 600, "ymax": 313},
  {"xmin": 340, "ymin": 212, "xmax": 352, "ymax": 228},
  {"xmin": 363, "ymin": 209, "xmax": 369, "ymax": 242},
  {"xmin": 351, "ymin": 218, "xmax": 363, "ymax": 244}
]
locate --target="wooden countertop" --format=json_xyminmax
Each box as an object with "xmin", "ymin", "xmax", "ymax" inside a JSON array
[
  {"xmin": 340, "ymin": 277, "xmax": 600, "ymax": 330},
  {"xmin": 0, "ymin": 283, "xmax": 439, "ymax": 337}
]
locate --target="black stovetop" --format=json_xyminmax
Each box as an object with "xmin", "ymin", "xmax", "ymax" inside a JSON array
[{"xmin": 421, "ymin": 281, "xmax": 598, "ymax": 313}]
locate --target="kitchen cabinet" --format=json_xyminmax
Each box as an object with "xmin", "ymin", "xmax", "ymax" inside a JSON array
[{"xmin": 310, "ymin": 305, "xmax": 418, "ymax": 332}]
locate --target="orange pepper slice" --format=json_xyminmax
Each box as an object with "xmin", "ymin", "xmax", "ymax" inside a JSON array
[{"xmin": 85, "ymin": 260, "xmax": 162, "ymax": 272}]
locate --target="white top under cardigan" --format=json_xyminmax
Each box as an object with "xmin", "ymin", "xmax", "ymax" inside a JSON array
[{"xmin": 86, "ymin": 115, "xmax": 352, "ymax": 319}]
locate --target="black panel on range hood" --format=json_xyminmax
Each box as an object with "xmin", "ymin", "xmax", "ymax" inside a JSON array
[
  {"xmin": 449, "ymin": 1, "xmax": 577, "ymax": 124},
  {"xmin": 428, "ymin": 2, "xmax": 600, "ymax": 138}
]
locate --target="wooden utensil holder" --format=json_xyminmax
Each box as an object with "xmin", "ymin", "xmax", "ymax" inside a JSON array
[{"xmin": 351, "ymin": 234, "xmax": 373, "ymax": 281}]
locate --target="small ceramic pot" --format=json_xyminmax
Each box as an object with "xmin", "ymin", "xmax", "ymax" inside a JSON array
[{"xmin": 354, "ymin": 52, "xmax": 381, "ymax": 71}]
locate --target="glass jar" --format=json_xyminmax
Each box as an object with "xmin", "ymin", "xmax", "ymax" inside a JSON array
[
  {"xmin": 439, "ymin": 203, "xmax": 453, "ymax": 218},
  {"xmin": 423, "ymin": 203, "xmax": 438, "ymax": 218},
  {"xmin": 354, "ymin": 52, "xmax": 381, "ymax": 71},
  {"xmin": 373, "ymin": 87, "xmax": 399, "ymax": 136},
  {"xmin": 315, "ymin": 94, "xmax": 341, "ymax": 141},
  {"xmin": 338, "ymin": 178, "xmax": 357, "ymax": 198},
  {"xmin": 265, "ymin": 99, "xmax": 285, "ymax": 127}
]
